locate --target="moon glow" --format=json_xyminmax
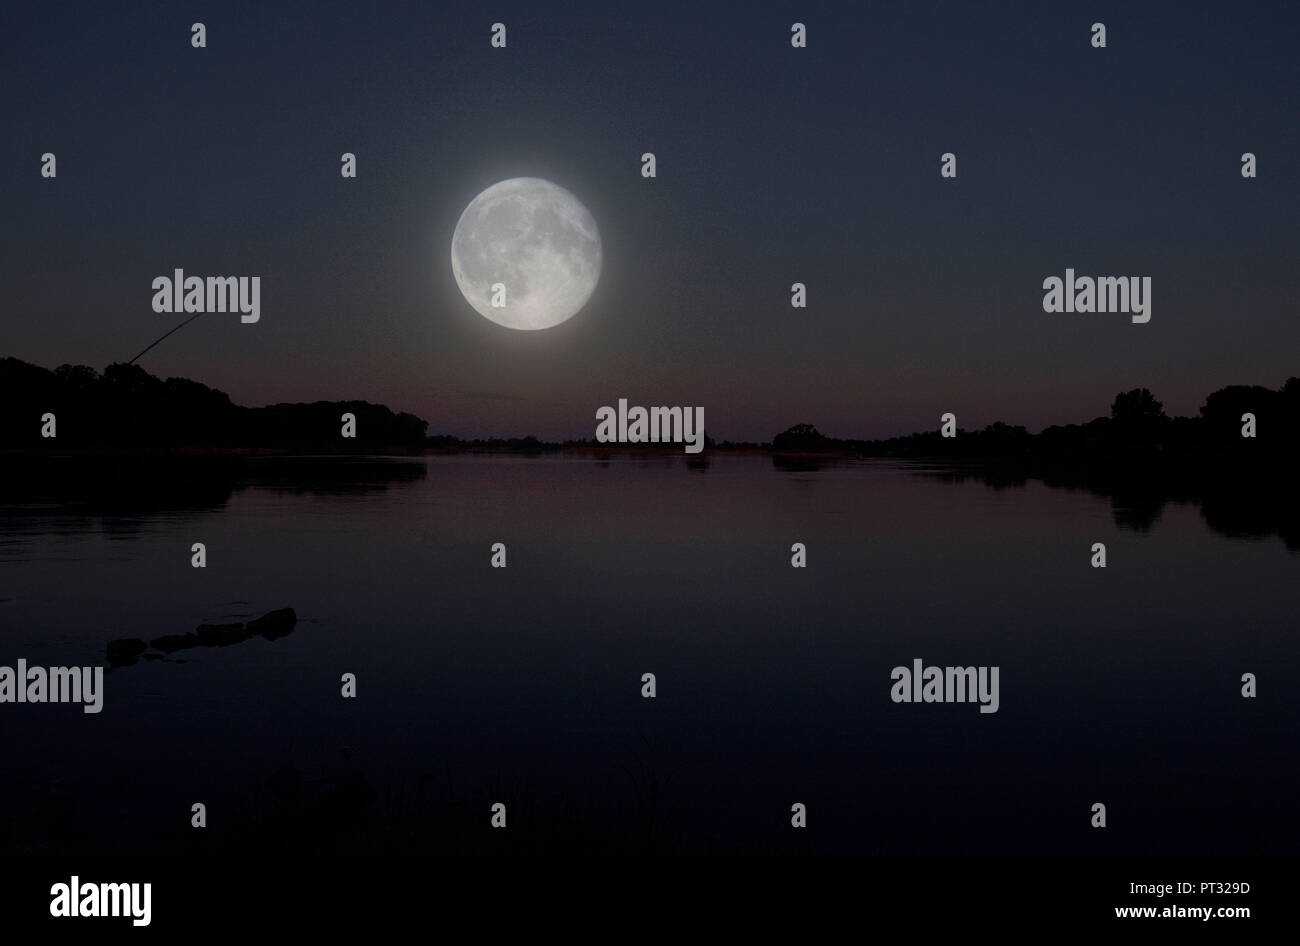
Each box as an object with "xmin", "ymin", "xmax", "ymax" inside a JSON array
[{"xmin": 450, "ymin": 177, "xmax": 602, "ymax": 330}]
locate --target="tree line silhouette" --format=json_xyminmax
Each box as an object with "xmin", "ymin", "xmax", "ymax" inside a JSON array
[
  {"xmin": 1, "ymin": 358, "xmax": 428, "ymax": 451},
  {"xmin": 772, "ymin": 380, "xmax": 1300, "ymax": 469},
  {"xmin": 3, "ymin": 357, "xmax": 1297, "ymax": 468}
]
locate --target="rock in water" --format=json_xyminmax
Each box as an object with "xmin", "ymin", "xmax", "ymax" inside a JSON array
[
  {"xmin": 195, "ymin": 622, "xmax": 250, "ymax": 647},
  {"xmin": 106, "ymin": 638, "xmax": 148, "ymax": 666},
  {"xmin": 150, "ymin": 632, "xmax": 199, "ymax": 653},
  {"xmin": 248, "ymin": 607, "xmax": 297, "ymax": 640}
]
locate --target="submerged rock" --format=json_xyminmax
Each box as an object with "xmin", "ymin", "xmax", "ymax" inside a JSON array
[
  {"xmin": 107, "ymin": 608, "xmax": 300, "ymax": 665},
  {"xmin": 150, "ymin": 632, "xmax": 199, "ymax": 653},
  {"xmin": 248, "ymin": 607, "xmax": 297, "ymax": 640},
  {"xmin": 106, "ymin": 638, "xmax": 147, "ymax": 666},
  {"xmin": 196, "ymin": 622, "xmax": 251, "ymax": 647}
]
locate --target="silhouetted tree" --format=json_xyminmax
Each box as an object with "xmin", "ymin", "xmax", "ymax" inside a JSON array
[
  {"xmin": 54, "ymin": 364, "xmax": 99, "ymax": 389},
  {"xmin": 1200, "ymin": 385, "xmax": 1277, "ymax": 446},
  {"xmin": 1111, "ymin": 388, "xmax": 1166, "ymax": 425},
  {"xmin": 1110, "ymin": 388, "xmax": 1169, "ymax": 448},
  {"xmin": 773, "ymin": 423, "xmax": 834, "ymax": 451}
]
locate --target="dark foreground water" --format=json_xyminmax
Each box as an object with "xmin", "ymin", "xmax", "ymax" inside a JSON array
[{"xmin": 1, "ymin": 454, "xmax": 1296, "ymax": 855}]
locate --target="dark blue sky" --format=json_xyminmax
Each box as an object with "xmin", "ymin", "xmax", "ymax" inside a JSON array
[{"xmin": 3, "ymin": 0, "xmax": 1297, "ymax": 440}]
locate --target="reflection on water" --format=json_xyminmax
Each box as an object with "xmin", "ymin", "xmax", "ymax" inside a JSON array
[
  {"xmin": 0, "ymin": 454, "xmax": 1295, "ymax": 855},
  {"xmin": 905, "ymin": 460, "xmax": 1300, "ymax": 549}
]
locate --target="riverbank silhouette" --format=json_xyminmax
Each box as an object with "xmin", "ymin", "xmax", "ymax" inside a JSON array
[{"xmin": 5, "ymin": 357, "xmax": 1297, "ymax": 547}]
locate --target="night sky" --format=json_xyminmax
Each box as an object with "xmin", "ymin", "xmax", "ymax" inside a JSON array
[{"xmin": 3, "ymin": 1, "xmax": 1297, "ymax": 441}]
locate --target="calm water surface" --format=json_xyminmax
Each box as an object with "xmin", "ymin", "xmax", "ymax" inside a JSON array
[{"xmin": 1, "ymin": 455, "xmax": 1295, "ymax": 854}]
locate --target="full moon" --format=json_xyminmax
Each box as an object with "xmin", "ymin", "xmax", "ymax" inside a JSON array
[{"xmin": 450, "ymin": 177, "xmax": 602, "ymax": 330}]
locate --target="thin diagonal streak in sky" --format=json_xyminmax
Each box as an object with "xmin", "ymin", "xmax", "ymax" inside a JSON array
[{"xmin": 127, "ymin": 312, "xmax": 205, "ymax": 365}]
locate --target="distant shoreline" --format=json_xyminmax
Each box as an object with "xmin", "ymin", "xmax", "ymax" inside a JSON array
[{"xmin": 4, "ymin": 356, "xmax": 1297, "ymax": 470}]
